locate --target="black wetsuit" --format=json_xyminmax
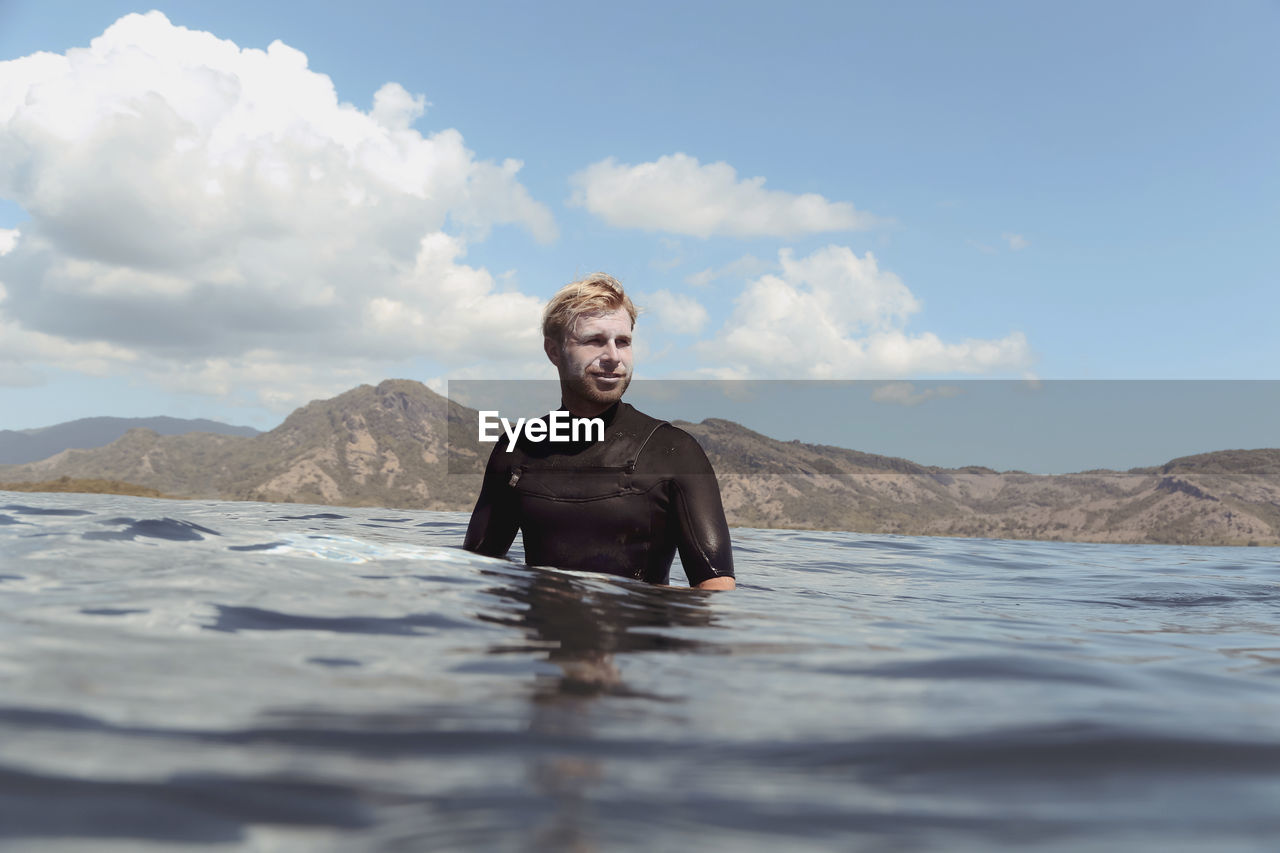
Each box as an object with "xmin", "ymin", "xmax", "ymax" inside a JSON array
[{"xmin": 463, "ymin": 401, "xmax": 734, "ymax": 586}]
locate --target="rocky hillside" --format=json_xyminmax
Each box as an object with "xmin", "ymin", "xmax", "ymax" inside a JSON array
[
  {"xmin": 682, "ymin": 419, "xmax": 1280, "ymax": 545},
  {"xmin": 2, "ymin": 380, "xmax": 1278, "ymax": 545},
  {"xmin": 0, "ymin": 380, "xmax": 484, "ymax": 511}
]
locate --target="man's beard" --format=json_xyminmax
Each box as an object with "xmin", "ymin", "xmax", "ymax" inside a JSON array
[{"xmin": 562, "ymin": 368, "xmax": 631, "ymax": 406}]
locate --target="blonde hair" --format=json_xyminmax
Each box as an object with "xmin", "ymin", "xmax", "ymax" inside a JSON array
[{"xmin": 541, "ymin": 273, "xmax": 638, "ymax": 343}]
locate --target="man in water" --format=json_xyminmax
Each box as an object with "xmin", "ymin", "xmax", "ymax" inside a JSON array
[{"xmin": 463, "ymin": 273, "xmax": 736, "ymax": 590}]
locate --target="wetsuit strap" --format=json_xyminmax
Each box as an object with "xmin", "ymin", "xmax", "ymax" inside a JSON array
[{"xmin": 624, "ymin": 421, "xmax": 668, "ymax": 473}]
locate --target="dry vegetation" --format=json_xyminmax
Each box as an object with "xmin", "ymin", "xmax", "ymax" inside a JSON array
[
  {"xmin": 2, "ymin": 380, "xmax": 1278, "ymax": 546},
  {"xmin": 0, "ymin": 476, "xmax": 169, "ymax": 498}
]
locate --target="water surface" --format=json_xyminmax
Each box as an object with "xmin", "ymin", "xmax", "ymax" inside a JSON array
[{"xmin": 2, "ymin": 491, "xmax": 1278, "ymax": 851}]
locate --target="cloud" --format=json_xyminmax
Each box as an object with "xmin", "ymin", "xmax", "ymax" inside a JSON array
[
  {"xmin": 641, "ymin": 289, "xmax": 709, "ymax": 335},
  {"xmin": 1002, "ymin": 232, "xmax": 1029, "ymax": 251},
  {"xmin": 0, "ymin": 309, "xmax": 140, "ymax": 386},
  {"xmin": 569, "ymin": 153, "xmax": 880, "ymax": 238},
  {"xmin": 702, "ymin": 245, "xmax": 1032, "ymax": 378},
  {"xmin": 132, "ymin": 345, "xmax": 557, "ymax": 415},
  {"xmin": 370, "ymin": 81, "xmax": 427, "ymax": 130},
  {"xmin": 685, "ymin": 254, "xmax": 772, "ymax": 288},
  {"xmin": 0, "ymin": 12, "xmax": 555, "ymax": 407},
  {"xmin": 870, "ymin": 382, "xmax": 962, "ymax": 406},
  {"xmin": 361, "ymin": 232, "xmax": 543, "ymax": 359}
]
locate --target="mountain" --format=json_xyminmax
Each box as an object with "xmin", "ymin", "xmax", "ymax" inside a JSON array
[
  {"xmin": 678, "ymin": 419, "xmax": 1280, "ymax": 545},
  {"xmin": 0, "ymin": 416, "xmax": 260, "ymax": 465},
  {"xmin": 2, "ymin": 380, "xmax": 1278, "ymax": 546},
  {"xmin": 0, "ymin": 381, "xmax": 483, "ymax": 510}
]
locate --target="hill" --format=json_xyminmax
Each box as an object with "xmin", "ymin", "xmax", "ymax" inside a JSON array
[
  {"xmin": 0, "ymin": 416, "xmax": 260, "ymax": 465},
  {"xmin": 0, "ymin": 381, "xmax": 482, "ymax": 510},
  {"xmin": 2, "ymin": 380, "xmax": 1277, "ymax": 546},
  {"xmin": 681, "ymin": 418, "xmax": 1280, "ymax": 545},
  {"xmin": 0, "ymin": 477, "xmax": 168, "ymax": 498}
]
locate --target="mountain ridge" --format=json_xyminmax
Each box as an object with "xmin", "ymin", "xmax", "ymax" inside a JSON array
[
  {"xmin": 2, "ymin": 380, "xmax": 1277, "ymax": 546},
  {"xmin": 0, "ymin": 416, "xmax": 260, "ymax": 465}
]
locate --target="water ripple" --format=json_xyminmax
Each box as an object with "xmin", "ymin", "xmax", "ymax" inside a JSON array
[{"xmin": 2, "ymin": 490, "xmax": 1279, "ymax": 851}]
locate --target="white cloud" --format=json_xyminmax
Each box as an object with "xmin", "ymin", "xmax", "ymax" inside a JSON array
[
  {"xmin": 641, "ymin": 289, "xmax": 709, "ymax": 335},
  {"xmin": 703, "ymin": 245, "xmax": 1032, "ymax": 378},
  {"xmin": 0, "ymin": 12, "xmax": 555, "ymax": 403},
  {"xmin": 569, "ymin": 153, "xmax": 880, "ymax": 238},
  {"xmin": 362, "ymin": 232, "xmax": 543, "ymax": 359},
  {"xmin": 0, "ymin": 309, "xmax": 140, "ymax": 386},
  {"xmin": 870, "ymin": 382, "xmax": 962, "ymax": 406},
  {"xmin": 369, "ymin": 81, "xmax": 427, "ymax": 130},
  {"xmin": 135, "ymin": 347, "xmax": 558, "ymax": 415},
  {"xmin": 685, "ymin": 254, "xmax": 773, "ymax": 288},
  {"xmin": 139, "ymin": 351, "xmax": 387, "ymax": 413},
  {"xmin": 444, "ymin": 357, "xmax": 557, "ymax": 382}
]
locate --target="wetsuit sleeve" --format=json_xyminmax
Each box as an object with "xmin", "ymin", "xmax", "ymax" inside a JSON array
[
  {"xmin": 663, "ymin": 428, "xmax": 735, "ymax": 586},
  {"xmin": 462, "ymin": 443, "xmax": 520, "ymax": 557}
]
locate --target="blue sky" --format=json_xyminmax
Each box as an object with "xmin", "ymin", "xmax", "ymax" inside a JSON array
[{"xmin": 0, "ymin": 1, "xmax": 1276, "ymax": 467}]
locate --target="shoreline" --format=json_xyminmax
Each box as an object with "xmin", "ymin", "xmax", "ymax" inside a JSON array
[{"xmin": 3, "ymin": 480, "xmax": 1274, "ymax": 548}]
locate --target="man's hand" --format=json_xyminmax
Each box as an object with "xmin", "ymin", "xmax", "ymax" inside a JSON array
[{"xmin": 694, "ymin": 576, "xmax": 736, "ymax": 591}]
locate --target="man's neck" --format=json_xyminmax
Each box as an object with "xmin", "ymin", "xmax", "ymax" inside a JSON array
[
  {"xmin": 559, "ymin": 389, "xmax": 621, "ymax": 419},
  {"xmin": 559, "ymin": 399, "xmax": 622, "ymax": 423}
]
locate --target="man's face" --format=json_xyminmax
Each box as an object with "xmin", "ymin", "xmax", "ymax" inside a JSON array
[{"xmin": 544, "ymin": 308, "xmax": 633, "ymax": 415}]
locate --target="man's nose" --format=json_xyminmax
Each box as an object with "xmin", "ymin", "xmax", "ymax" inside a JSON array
[{"xmin": 602, "ymin": 340, "xmax": 620, "ymax": 363}]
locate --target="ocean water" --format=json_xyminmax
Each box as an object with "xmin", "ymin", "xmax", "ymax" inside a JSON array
[{"xmin": 1, "ymin": 491, "xmax": 1279, "ymax": 852}]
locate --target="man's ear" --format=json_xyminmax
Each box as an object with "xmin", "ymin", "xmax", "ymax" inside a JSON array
[{"xmin": 543, "ymin": 336, "xmax": 561, "ymax": 367}]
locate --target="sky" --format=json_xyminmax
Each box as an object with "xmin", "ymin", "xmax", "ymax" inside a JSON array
[{"xmin": 0, "ymin": 1, "xmax": 1276, "ymax": 468}]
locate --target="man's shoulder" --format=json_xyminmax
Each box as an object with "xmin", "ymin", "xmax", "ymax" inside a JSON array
[
  {"xmin": 633, "ymin": 419, "xmax": 716, "ymax": 477},
  {"xmin": 651, "ymin": 421, "xmax": 699, "ymax": 447},
  {"xmin": 620, "ymin": 404, "xmax": 702, "ymax": 448},
  {"xmin": 616, "ymin": 401, "xmax": 663, "ymax": 427}
]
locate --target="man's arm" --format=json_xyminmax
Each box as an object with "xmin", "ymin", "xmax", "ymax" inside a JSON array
[
  {"xmin": 663, "ymin": 429, "xmax": 736, "ymax": 590},
  {"xmin": 695, "ymin": 576, "xmax": 736, "ymax": 591},
  {"xmin": 462, "ymin": 444, "xmax": 520, "ymax": 556}
]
